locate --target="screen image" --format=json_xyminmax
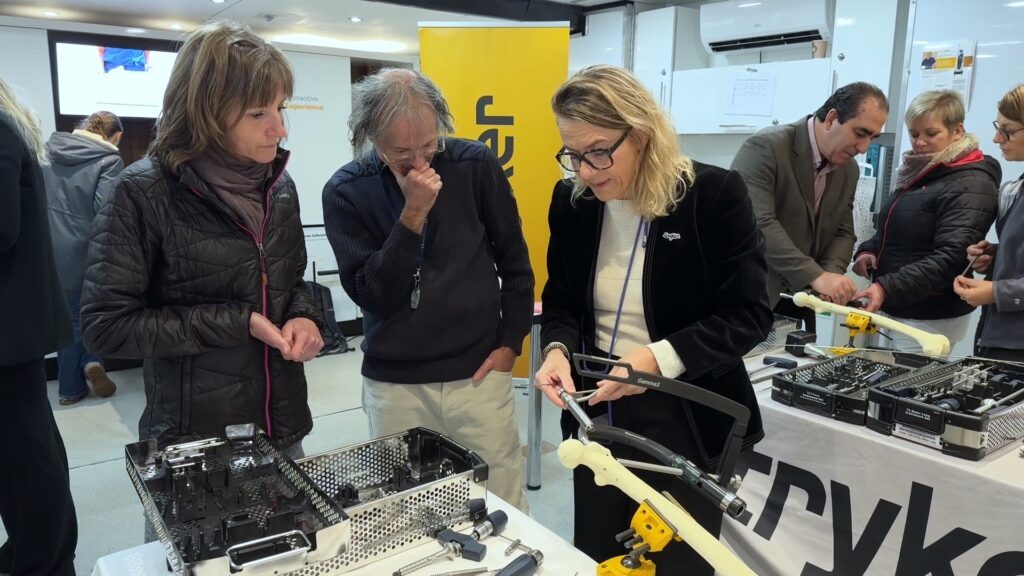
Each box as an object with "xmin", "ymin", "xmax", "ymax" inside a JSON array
[{"xmin": 55, "ymin": 42, "xmax": 177, "ymax": 118}]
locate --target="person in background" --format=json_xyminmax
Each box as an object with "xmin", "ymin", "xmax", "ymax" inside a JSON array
[
  {"xmin": 43, "ymin": 110, "xmax": 125, "ymax": 405},
  {"xmin": 81, "ymin": 22, "xmax": 323, "ymax": 456},
  {"xmin": 851, "ymin": 90, "xmax": 998, "ymax": 352},
  {"xmin": 955, "ymin": 84, "xmax": 1024, "ymax": 362},
  {"xmin": 732, "ymin": 82, "xmax": 889, "ymax": 331},
  {"xmin": 0, "ymin": 77, "xmax": 78, "ymax": 576},
  {"xmin": 323, "ymin": 68, "xmax": 534, "ymax": 511},
  {"xmin": 535, "ymin": 65, "xmax": 772, "ymax": 574}
]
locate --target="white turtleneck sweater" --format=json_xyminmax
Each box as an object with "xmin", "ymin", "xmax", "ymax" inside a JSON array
[{"xmin": 593, "ymin": 200, "xmax": 685, "ymax": 377}]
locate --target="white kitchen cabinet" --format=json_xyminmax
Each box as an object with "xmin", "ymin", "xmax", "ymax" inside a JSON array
[
  {"xmin": 829, "ymin": 0, "xmax": 898, "ymax": 95},
  {"xmin": 633, "ymin": 6, "xmax": 706, "ymax": 109},
  {"xmin": 634, "ymin": 7, "xmax": 676, "ymax": 108}
]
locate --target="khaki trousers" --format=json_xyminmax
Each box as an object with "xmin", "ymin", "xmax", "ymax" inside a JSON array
[{"xmin": 363, "ymin": 371, "xmax": 529, "ymax": 513}]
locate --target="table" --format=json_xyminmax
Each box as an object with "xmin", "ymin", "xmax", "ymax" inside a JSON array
[
  {"xmin": 92, "ymin": 494, "xmax": 596, "ymax": 576},
  {"xmin": 723, "ymin": 353, "xmax": 1024, "ymax": 575}
]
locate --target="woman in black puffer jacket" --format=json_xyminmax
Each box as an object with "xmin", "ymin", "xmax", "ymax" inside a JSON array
[
  {"xmin": 853, "ymin": 90, "xmax": 998, "ymax": 353},
  {"xmin": 81, "ymin": 22, "xmax": 324, "ymax": 453}
]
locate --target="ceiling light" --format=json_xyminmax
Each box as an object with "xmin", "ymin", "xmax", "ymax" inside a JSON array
[
  {"xmin": 169, "ymin": 24, "xmax": 184, "ymax": 30},
  {"xmin": 738, "ymin": 2, "xmax": 762, "ymax": 7},
  {"xmin": 1006, "ymin": 1, "xmax": 1024, "ymax": 6},
  {"xmin": 42, "ymin": 10, "xmax": 60, "ymax": 17},
  {"xmin": 125, "ymin": 28, "xmax": 146, "ymax": 34},
  {"xmin": 212, "ymin": 0, "xmax": 226, "ymax": 4},
  {"xmin": 349, "ymin": 16, "xmax": 363, "ymax": 23}
]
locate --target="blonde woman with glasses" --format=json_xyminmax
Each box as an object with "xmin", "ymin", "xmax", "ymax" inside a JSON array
[
  {"xmin": 956, "ymin": 84, "xmax": 1024, "ymax": 362},
  {"xmin": 534, "ymin": 65, "xmax": 772, "ymax": 574}
]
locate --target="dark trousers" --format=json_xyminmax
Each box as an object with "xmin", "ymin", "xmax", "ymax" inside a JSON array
[
  {"xmin": 0, "ymin": 359, "xmax": 78, "ymax": 576},
  {"xmin": 57, "ymin": 288, "xmax": 102, "ymax": 400},
  {"xmin": 562, "ymin": 384, "xmax": 722, "ymax": 576},
  {"xmin": 774, "ymin": 298, "xmax": 816, "ymax": 333}
]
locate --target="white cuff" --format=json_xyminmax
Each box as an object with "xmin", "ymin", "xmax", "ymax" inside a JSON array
[{"xmin": 647, "ymin": 340, "xmax": 685, "ymax": 379}]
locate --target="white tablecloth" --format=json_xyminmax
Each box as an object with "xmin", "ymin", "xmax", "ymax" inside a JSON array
[
  {"xmin": 92, "ymin": 493, "xmax": 596, "ymax": 576},
  {"xmin": 724, "ymin": 353, "xmax": 1024, "ymax": 574}
]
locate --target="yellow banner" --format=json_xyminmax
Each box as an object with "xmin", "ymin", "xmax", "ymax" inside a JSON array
[{"xmin": 420, "ymin": 25, "xmax": 569, "ymax": 375}]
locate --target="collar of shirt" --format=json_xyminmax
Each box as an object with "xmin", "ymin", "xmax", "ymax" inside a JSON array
[{"xmin": 806, "ymin": 116, "xmax": 840, "ymax": 177}]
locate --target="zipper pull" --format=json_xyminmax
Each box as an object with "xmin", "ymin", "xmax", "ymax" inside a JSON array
[
  {"xmin": 410, "ymin": 268, "xmax": 421, "ymax": 310},
  {"xmin": 258, "ymin": 242, "xmax": 269, "ymax": 286}
]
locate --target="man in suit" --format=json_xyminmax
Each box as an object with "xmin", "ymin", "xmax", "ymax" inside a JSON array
[{"xmin": 732, "ymin": 82, "xmax": 889, "ymax": 329}]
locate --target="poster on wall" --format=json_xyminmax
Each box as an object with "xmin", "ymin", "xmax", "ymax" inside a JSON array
[
  {"xmin": 724, "ymin": 74, "xmax": 776, "ymax": 117},
  {"xmin": 912, "ymin": 39, "xmax": 976, "ymax": 109}
]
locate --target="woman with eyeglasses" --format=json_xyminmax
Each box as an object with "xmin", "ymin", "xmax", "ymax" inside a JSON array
[
  {"xmin": 955, "ymin": 84, "xmax": 1024, "ymax": 362},
  {"xmin": 850, "ymin": 90, "xmax": 999, "ymax": 353},
  {"xmin": 534, "ymin": 65, "xmax": 772, "ymax": 574}
]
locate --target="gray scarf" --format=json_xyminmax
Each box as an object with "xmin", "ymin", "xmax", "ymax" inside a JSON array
[
  {"xmin": 894, "ymin": 134, "xmax": 980, "ymax": 191},
  {"xmin": 189, "ymin": 149, "xmax": 273, "ymax": 233}
]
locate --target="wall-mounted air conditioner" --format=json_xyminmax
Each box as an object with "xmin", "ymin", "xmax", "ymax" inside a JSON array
[{"xmin": 700, "ymin": 0, "xmax": 833, "ymax": 54}]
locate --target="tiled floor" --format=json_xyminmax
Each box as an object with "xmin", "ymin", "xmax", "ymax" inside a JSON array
[{"xmin": 0, "ymin": 339, "xmax": 576, "ymax": 575}]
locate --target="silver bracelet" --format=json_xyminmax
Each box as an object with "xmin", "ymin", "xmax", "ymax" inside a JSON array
[{"xmin": 541, "ymin": 342, "xmax": 570, "ymax": 362}]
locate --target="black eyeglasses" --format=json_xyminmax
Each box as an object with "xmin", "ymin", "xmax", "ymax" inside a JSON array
[
  {"xmin": 993, "ymin": 120, "xmax": 1024, "ymax": 141},
  {"xmin": 555, "ymin": 128, "xmax": 632, "ymax": 172}
]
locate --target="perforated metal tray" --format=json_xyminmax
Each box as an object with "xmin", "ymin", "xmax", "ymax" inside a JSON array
[
  {"xmin": 126, "ymin": 425, "xmax": 350, "ymax": 576},
  {"xmin": 289, "ymin": 427, "xmax": 489, "ymax": 575}
]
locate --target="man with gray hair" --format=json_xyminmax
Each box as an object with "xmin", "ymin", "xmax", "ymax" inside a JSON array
[{"xmin": 322, "ymin": 69, "xmax": 534, "ymax": 511}]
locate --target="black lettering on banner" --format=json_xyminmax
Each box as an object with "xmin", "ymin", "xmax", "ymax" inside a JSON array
[
  {"xmin": 475, "ymin": 95, "xmax": 514, "ymax": 178},
  {"xmin": 978, "ymin": 551, "xmax": 1024, "ymax": 575},
  {"xmin": 802, "ymin": 481, "xmax": 902, "ymax": 576},
  {"xmin": 753, "ymin": 461, "xmax": 826, "ymax": 540},
  {"xmin": 895, "ymin": 482, "xmax": 986, "ymax": 576}
]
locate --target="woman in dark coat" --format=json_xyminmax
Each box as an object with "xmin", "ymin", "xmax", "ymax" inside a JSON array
[
  {"xmin": 535, "ymin": 65, "xmax": 772, "ymax": 575},
  {"xmin": 0, "ymin": 77, "xmax": 77, "ymax": 576},
  {"xmin": 80, "ymin": 22, "xmax": 324, "ymax": 454},
  {"xmin": 853, "ymin": 90, "xmax": 999, "ymax": 352}
]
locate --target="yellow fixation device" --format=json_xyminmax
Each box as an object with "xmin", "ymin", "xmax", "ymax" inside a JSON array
[
  {"xmin": 788, "ymin": 292, "xmax": 951, "ymax": 357},
  {"xmin": 596, "ymin": 503, "xmax": 681, "ymax": 576},
  {"xmin": 558, "ymin": 439, "xmax": 757, "ymax": 576}
]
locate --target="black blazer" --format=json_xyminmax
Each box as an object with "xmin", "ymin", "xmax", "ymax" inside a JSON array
[
  {"xmin": 541, "ymin": 161, "xmax": 773, "ymax": 465},
  {"xmin": 0, "ymin": 113, "xmax": 72, "ymax": 366}
]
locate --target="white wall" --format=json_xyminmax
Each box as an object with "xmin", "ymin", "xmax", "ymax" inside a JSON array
[{"xmin": 0, "ymin": 25, "xmax": 56, "ymax": 138}]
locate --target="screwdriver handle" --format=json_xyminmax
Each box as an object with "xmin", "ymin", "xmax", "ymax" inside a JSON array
[{"xmin": 495, "ymin": 551, "xmax": 543, "ymax": 576}]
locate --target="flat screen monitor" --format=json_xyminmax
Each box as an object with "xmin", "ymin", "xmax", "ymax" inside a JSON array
[{"xmin": 54, "ymin": 42, "xmax": 177, "ymax": 118}]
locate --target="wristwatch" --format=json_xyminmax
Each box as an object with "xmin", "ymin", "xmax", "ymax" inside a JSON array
[{"xmin": 541, "ymin": 341, "xmax": 570, "ymax": 362}]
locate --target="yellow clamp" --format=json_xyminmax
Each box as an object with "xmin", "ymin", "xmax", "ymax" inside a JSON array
[{"xmin": 596, "ymin": 503, "xmax": 681, "ymax": 576}]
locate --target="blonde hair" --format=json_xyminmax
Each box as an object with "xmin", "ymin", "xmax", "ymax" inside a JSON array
[
  {"xmin": 552, "ymin": 65, "xmax": 694, "ymax": 219},
  {"xmin": 148, "ymin": 22, "xmax": 293, "ymax": 174},
  {"xmin": 0, "ymin": 78, "xmax": 47, "ymax": 166},
  {"xmin": 998, "ymin": 84, "xmax": 1024, "ymax": 124},
  {"xmin": 905, "ymin": 90, "xmax": 964, "ymax": 130}
]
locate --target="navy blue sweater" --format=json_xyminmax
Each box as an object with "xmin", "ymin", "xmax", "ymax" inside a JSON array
[{"xmin": 322, "ymin": 138, "xmax": 534, "ymax": 383}]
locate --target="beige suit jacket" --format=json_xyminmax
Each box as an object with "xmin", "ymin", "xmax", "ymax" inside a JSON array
[{"xmin": 731, "ymin": 116, "xmax": 858, "ymax": 306}]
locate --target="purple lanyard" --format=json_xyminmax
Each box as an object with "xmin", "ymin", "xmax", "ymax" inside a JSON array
[{"xmin": 602, "ymin": 216, "xmax": 649, "ymax": 424}]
